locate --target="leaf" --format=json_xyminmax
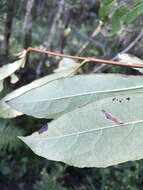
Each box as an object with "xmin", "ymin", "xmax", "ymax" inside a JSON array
[
  {"xmin": 111, "ymin": 6, "xmax": 129, "ymax": 33},
  {"xmin": 0, "ymin": 50, "xmax": 26, "ymax": 81},
  {"xmin": 0, "ymin": 80, "xmax": 4, "ymax": 93},
  {"xmin": 0, "ymin": 101, "xmax": 22, "ymax": 118},
  {"xmin": 6, "ymin": 74, "xmax": 143, "ymax": 119},
  {"xmin": 0, "ymin": 80, "xmax": 22, "ymax": 118},
  {"xmin": 19, "ymin": 90, "xmax": 143, "ymax": 168},
  {"xmin": 123, "ymin": 1, "xmax": 143, "ymax": 24},
  {"xmin": 111, "ymin": 0, "xmax": 143, "ymax": 33},
  {"xmin": 10, "ymin": 74, "xmax": 19, "ymax": 84},
  {"xmin": 118, "ymin": 53, "xmax": 143, "ymax": 73},
  {"xmin": 0, "ymin": 50, "xmax": 26, "ymax": 118},
  {"xmin": 54, "ymin": 58, "xmax": 80, "ymax": 73},
  {"xmin": 0, "ymin": 119, "xmax": 24, "ymax": 150},
  {"xmin": 99, "ymin": 0, "xmax": 116, "ymax": 22},
  {"xmin": 100, "ymin": 0, "xmax": 143, "ymax": 33},
  {"xmin": 1, "ymin": 69, "xmax": 75, "ymax": 118}
]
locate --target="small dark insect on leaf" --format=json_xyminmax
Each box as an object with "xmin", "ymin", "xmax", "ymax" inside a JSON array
[
  {"xmin": 38, "ymin": 124, "xmax": 48, "ymax": 134},
  {"xmin": 126, "ymin": 97, "xmax": 130, "ymax": 101}
]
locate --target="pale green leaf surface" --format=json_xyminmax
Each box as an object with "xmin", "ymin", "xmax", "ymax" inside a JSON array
[
  {"xmin": 7, "ymin": 74, "xmax": 143, "ymax": 119},
  {"xmin": 20, "ymin": 92, "xmax": 143, "ymax": 168},
  {"xmin": 0, "ymin": 50, "xmax": 26, "ymax": 81},
  {"xmin": 10, "ymin": 74, "xmax": 19, "ymax": 84},
  {"xmin": 4, "ymin": 69, "xmax": 74, "ymax": 101},
  {"xmin": 0, "ymin": 80, "xmax": 3, "ymax": 93},
  {"xmin": 0, "ymin": 69, "xmax": 74, "ymax": 118},
  {"xmin": 54, "ymin": 58, "xmax": 80, "ymax": 73},
  {"xmin": 0, "ymin": 80, "xmax": 21, "ymax": 118},
  {"xmin": 118, "ymin": 53, "xmax": 143, "ymax": 73},
  {"xmin": 0, "ymin": 101, "xmax": 22, "ymax": 118}
]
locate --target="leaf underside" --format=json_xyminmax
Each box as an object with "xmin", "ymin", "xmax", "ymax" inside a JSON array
[
  {"xmin": 7, "ymin": 74, "xmax": 143, "ymax": 119},
  {"xmin": 0, "ymin": 69, "xmax": 74, "ymax": 118},
  {"xmin": 18, "ymin": 74, "xmax": 143, "ymax": 168}
]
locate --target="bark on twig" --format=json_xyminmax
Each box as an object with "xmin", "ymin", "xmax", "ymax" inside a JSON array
[
  {"xmin": 27, "ymin": 46, "xmax": 143, "ymax": 69},
  {"xmin": 23, "ymin": 0, "xmax": 35, "ymax": 49},
  {"xmin": 36, "ymin": 0, "xmax": 65, "ymax": 77},
  {"xmin": 43, "ymin": 0, "xmax": 65, "ymax": 49},
  {"xmin": 3, "ymin": 0, "xmax": 16, "ymax": 55}
]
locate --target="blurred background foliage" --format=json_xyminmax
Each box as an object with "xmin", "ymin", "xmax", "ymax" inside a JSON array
[{"xmin": 0, "ymin": 0, "xmax": 143, "ymax": 189}]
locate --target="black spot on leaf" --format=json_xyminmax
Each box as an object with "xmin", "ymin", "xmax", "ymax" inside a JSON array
[{"xmin": 126, "ymin": 97, "xmax": 130, "ymax": 101}]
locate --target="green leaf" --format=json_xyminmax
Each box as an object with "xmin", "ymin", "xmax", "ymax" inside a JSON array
[
  {"xmin": 6, "ymin": 74, "xmax": 143, "ymax": 119},
  {"xmin": 0, "ymin": 100, "xmax": 22, "ymax": 118},
  {"xmin": 0, "ymin": 80, "xmax": 4, "ymax": 93},
  {"xmin": 0, "ymin": 119, "xmax": 24, "ymax": 150},
  {"xmin": 111, "ymin": 6, "xmax": 129, "ymax": 33},
  {"xmin": 34, "ymin": 168, "xmax": 67, "ymax": 190},
  {"xmin": 1, "ymin": 69, "xmax": 74, "ymax": 118},
  {"xmin": 123, "ymin": 2, "xmax": 143, "ymax": 24},
  {"xmin": 100, "ymin": 0, "xmax": 143, "ymax": 33},
  {"xmin": 99, "ymin": 0, "xmax": 116, "ymax": 22},
  {"xmin": 20, "ymin": 90, "xmax": 143, "ymax": 168},
  {"xmin": 0, "ymin": 50, "xmax": 26, "ymax": 81}
]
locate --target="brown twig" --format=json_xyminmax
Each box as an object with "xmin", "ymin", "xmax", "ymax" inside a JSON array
[{"xmin": 26, "ymin": 47, "xmax": 143, "ymax": 69}]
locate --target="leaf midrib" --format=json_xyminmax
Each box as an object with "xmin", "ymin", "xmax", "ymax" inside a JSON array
[
  {"xmin": 27, "ymin": 119, "xmax": 143, "ymax": 140},
  {"xmin": 8, "ymin": 85, "xmax": 143, "ymax": 104}
]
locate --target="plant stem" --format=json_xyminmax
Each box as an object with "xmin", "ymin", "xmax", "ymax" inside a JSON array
[{"xmin": 26, "ymin": 47, "xmax": 143, "ymax": 69}]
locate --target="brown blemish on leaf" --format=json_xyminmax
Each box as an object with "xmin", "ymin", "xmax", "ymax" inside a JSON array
[{"xmin": 102, "ymin": 110, "xmax": 123, "ymax": 125}]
